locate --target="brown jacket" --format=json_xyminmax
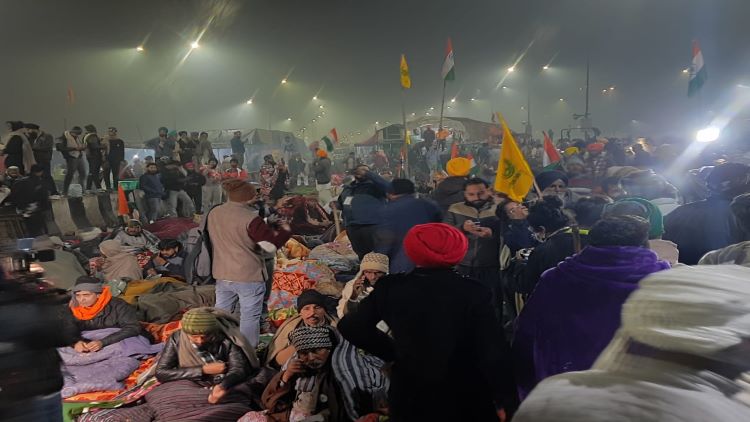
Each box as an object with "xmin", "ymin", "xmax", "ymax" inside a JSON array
[
  {"xmin": 207, "ymin": 201, "xmax": 265, "ymax": 282},
  {"xmin": 261, "ymin": 369, "xmax": 345, "ymax": 422}
]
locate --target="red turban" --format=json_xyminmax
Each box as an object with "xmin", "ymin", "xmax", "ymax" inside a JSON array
[
  {"xmin": 587, "ymin": 142, "xmax": 605, "ymax": 153},
  {"xmin": 403, "ymin": 223, "xmax": 468, "ymax": 268}
]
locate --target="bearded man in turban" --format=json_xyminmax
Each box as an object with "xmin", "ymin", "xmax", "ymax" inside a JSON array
[{"xmin": 339, "ymin": 223, "xmax": 519, "ymax": 422}]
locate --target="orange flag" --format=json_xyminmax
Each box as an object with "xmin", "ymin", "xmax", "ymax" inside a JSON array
[{"xmin": 117, "ymin": 184, "xmax": 130, "ymax": 216}]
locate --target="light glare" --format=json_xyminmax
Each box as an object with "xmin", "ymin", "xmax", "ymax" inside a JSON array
[{"xmin": 696, "ymin": 127, "xmax": 720, "ymax": 143}]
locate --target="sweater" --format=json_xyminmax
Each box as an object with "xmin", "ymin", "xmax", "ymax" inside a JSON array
[
  {"xmin": 139, "ymin": 173, "xmax": 165, "ymax": 199},
  {"xmin": 207, "ymin": 201, "xmax": 291, "ymax": 282}
]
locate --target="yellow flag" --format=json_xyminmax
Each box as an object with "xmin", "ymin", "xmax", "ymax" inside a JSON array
[
  {"xmin": 400, "ymin": 54, "xmax": 411, "ymax": 89},
  {"xmin": 494, "ymin": 113, "xmax": 534, "ymax": 202},
  {"xmin": 405, "ymin": 130, "xmax": 411, "ymax": 145}
]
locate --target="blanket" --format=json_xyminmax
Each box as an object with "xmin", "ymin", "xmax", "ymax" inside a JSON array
[
  {"xmin": 135, "ymin": 285, "xmax": 215, "ymax": 323},
  {"xmin": 58, "ymin": 328, "xmax": 163, "ymax": 398}
]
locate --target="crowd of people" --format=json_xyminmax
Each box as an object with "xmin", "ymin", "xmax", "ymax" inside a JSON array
[{"xmin": 5, "ymin": 116, "xmax": 750, "ymax": 422}]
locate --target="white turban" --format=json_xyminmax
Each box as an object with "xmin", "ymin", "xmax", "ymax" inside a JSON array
[{"xmin": 621, "ymin": 265, "xmax": 750, "ymax": 356}]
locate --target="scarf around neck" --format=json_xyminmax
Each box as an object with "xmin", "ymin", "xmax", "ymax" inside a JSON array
[
  {"xmin": 64, "ymin": 131, "xmax": 82, "ymax": 158},
  {"xmin": 70, "ymin": 286, "xmax": 112, "ymax": 320}
]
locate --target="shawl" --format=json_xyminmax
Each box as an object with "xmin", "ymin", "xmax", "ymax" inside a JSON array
[
  {"xmin": 513, "ymin": 245, "xmax": 670, "ymax": 399},
  {"xmin": 100, "ymin": 239, "xmax": 143, "ymax": 282},
  {"xmin": 178, "ymin": 307, "xmax": 260, "ymax": 369},
  {"xmin": 70, "ymin": 286, "xmax": 113, "ymax": 320},
  {"xmin": 8, "ymin": 130, "xmax": 36, "ymax": 173}
]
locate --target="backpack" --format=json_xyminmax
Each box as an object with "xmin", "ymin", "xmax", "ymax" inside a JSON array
[{"xmin": 183, "ymin": 207, "xmax": 217, "ymax": 285}]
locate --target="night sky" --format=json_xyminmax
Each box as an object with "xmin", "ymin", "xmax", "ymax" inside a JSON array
[{"xmin": 3, "ymin": 0, "xmax": 749, "ymax": 143}]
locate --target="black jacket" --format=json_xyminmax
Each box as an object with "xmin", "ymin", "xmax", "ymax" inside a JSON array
[
  {"xmin": 161, "ymin": 166, "xmax": 187, "ymax": 191},
  {"xmin": 6, "ymin": 175, "xmax": 49, "ymax": 210},
  {"xmin": 3, "ymin": 135, "xmax": 25, "ymax": 170},
  {"xmin": 155, "ymin": 331, "xmax": 250, "ymax": 390},
  {"xmin": 664, "ymin": 197, "xmax": 745, "ymax": 265},
  {"xmin": 107, "ymin": 138, "xmax": 126, "ymax": 163},
  {"xmin": 1, "ymin": 278, "xmax": 79, "ymax": 405},
  {"xmin": 184, "ymin": 170, "xmax": 206, "ymax": 195},
  {"xmin": 339, "ymin": 269, "xmax": 518, "ymax": 421},
  {"xmin": 31, "ymin": 132, "xmax": 55, "ymax": 163},
  {"xmin": 431, "ymin": 176, "xmax": 467, "ymax": 212},
  {"xmin": 518, "ymin": 230, "xmax": 590, "ymax": 295},
  {"xmin": 74, "ymin": 297, "xmax": 142, "ymax": 347}
]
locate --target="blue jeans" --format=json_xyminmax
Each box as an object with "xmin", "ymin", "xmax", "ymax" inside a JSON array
[
  {"xmin": 3, "ymin": 392, "xmax": 62, "ymax": 422},
  {"xmin": 146, "ymin": 197, "xmax": 162, "ymax": 222},
  {"xmin": 215, "ymin": 280, "xmax": 265, "ymax": 348}
]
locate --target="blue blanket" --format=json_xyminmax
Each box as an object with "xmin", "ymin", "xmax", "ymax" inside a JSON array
[{"xmin": 58, "ymin": 328, "xmax": 163, "ymax": 398}]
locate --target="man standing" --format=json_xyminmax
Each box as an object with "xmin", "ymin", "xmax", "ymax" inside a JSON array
[
  {"xmin": 345, "ymin": 151, "xmax": 357, "ymax": 172},
  {"xmin": 161, "ymin": 158, "xmax": 192, "ymax": 217},
  {"xmin": 207, "ymin": 179, "xmax": 292, "ymax": 347},
  {"xmin": 375, "ymin": 179, "xmax": 442, "ymax": 273},
  {"xmin": 436, "ymin": 126, "xmax": 450, "ymax": 151},
  {"xmin": 83, "ymin": 124, "xmax": 104, "ymax": 192},
  {"xmin": 196, "ymin": 131, "xmax": 216, "ymax": 165},
  {"xmin": 3, "ymin": 121, "xmax": 35, "ymax": 175},
  {"xmin": 145, "ymin": 127, "xmax": 173, "ymax": 161},
  {"xmin": 183, "ymin": 162, "xmax": 206, "ymax": 215},
  {"xmin": 57, "ymin": 126, "xmax": 87, "ymax": 196},
  {"xmin": 338, "ymin": 164, "xmax": 391, "ymax": 259},
  {"xmin": 340, "ymin": 223, "xmax": 518, "ymax": 422},
  {"xmin": 444, "ymin": 178, "xmax": 502, "ymax": 312},
  {"xmin": 177, "ymin": 131, "xmax": 196, "ymax": 166},
  {"xmin": 312, "ymin": 149, "xmax": 333, "ymax": 211},
  {"xmin": 103, "ymin": 127, "xmax": 125, "ymax": 191},
  {"xmin": 6, "ymin": 164, "xmax": 50, "ymax": 236},
  {"xmin": 138, "ymin": 162, "xmax": 164, "ymax": 223},
  {"xmin": 222, "ymin": 158, "xmax": 248, "ymax": 180},
  {"xmin": 201, "ymin": 158, "xmax": 223, "ymax": 211},
  {"xmin": 422, "ymin": 125, "xmax": 436, "ymax": 149},
  {"xmin": 27, "ymin": 123, "xmax": 58, "ymax": 196},
  {"xmin": 230, "ymin": 131, "xmax": 246, "ymax": 169}
]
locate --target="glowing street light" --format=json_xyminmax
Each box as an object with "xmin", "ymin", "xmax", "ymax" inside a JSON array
[
  {"xmin": 696, "ymin": 126, "xmax": 720, "ymax": 143},
  {"xmin": 430, "ymin": 106, "xmax": 435, "ymax": 110},
  {"xmin": 136, "ymin": 45, "xmax": 145, "ymax": 52},
  {"xmin": 602, "ymin": 89, "xmax": 608, "ymax": 94},
  {"xmin": 609, "ymin": 86, "xmax": 616, "ymax": 91},
  {"xmin": 450, "ymin": 98, "xmax": 456, "ymax": 103},
  {"xmin": 559, "ymin": 98, "xmax": 565, "ymax": 102},
  {"xmin": 281, "ymin": 78, "xmax": 288, "ymax": 84},
  {"xmin": 312, "ymin": 95, "xmax": 318, "ymax": 100},
  {"xmin": 507, "ymin": 66, "xmax": 515, "ymax": 72},
  {"xmin": 190, "ymin": 41, "xmax": 200, "ymax": 49},
  {"xmin": 411, "ymin": 112, "xmax": 416, "ymax": 116},
  {"xmin": 246, "ymin": 99, "xmax": 253, "ymax": 105},
  {"xmin": 470, "ymin": 98, "xmax": 476, "ymax": 101},
  {"xmin": 682, "ymin": 68, "xmax": 689, "ymax": 74},
  {"xmin": 542, "ymin": 65, "xmax": 550, "ymax": 70},
  {"xmin": 286, "ymin": 117, "xmax": 292, "ymax": 121},
  {"xmin": 319, "ymin": 105, "xmax": 324, "ymax": 109},
  {"xmin": 501, "ymin": 85, "xmax": 508, "ymax": 90}
]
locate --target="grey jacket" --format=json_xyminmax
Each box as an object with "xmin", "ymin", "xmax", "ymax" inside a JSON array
[{"xmin": 443, "ymin": 202, "xmax": 502, "ymax": 268}]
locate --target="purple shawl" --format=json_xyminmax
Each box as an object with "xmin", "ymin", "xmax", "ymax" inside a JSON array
[{"xmin": 513, "ymin": 246, "xmax": 670, "ymax": 399}]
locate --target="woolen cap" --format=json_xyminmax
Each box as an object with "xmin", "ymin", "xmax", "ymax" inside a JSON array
[
  {"xmin": 360, "ymin": 252, "xmax": 389, "ymax": 273},
  {"xmin": 221, "ymin": 179, "xmax": 256, "ymax": 202},
  {"xmin": 181, "ymin": 307, "xmax": 220, "ymax": 335},
  {"xmin": 403, "ymin": 223, "xmax": 468, "ymax": 268},
  {"xmin": 289, "ymin": 326, "xmax": 334, "ymax": 352},
  {"xmin": 72, "ymin": 276, "xmax": 104, "ymax": 293},
  {"xmin": 296, "ymin": 289, "xmax": 327, "ymax": 312}
]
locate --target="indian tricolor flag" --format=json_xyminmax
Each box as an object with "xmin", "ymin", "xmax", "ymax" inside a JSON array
[
  {"xmin": 542, "ymin": 130, "xmax": 562, "ymax": 168},
  {"xmin": 321, "ymin": 128, "xmax": 339, "ymax": 152},
  {"xmin": 688, "ymin": 40, "xmax": 707, "ymax": 98},
  {"xmin": 442, "ymin": 38, "xmax": 455, "ymax": 81},
  {"xmin": 467, "ymin": 153, "xmax": 479, "ymax": 176}
]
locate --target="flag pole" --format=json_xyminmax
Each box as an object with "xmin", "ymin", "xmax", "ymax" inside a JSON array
[
  {"xmin": 439, "ymin": 79, "xmax": 447, "ymax": 131},
  {"xmin": 401, "ymin": 87, "xmax": 409, "ymax": 179}
]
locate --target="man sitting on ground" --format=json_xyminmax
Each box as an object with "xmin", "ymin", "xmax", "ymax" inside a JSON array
[
  {"xmin": 113, "ymin": 219, "xmax": 160, "ymax": 252},
  {"xmin": 69, "ymin": 276, "xmax": 142, "ymax": 353},
  {"xmin": 144, "ymin": 239, "xmax": 187, "ymax": 279},
  {"xmin": 337, "ymin": 252, "xmax": 389, "ymax": 318},
  {"xmin": 241, "ymin": 326, "xmax": 346, "ymax": 422},
  {"xmin": 265, "ymin": 289, "xmax": 334, "ymax": 369}
]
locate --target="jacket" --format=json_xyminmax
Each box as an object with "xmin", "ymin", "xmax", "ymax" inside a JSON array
[
  {"xmin": 161, "ymin": 166, "xmax": 186, "ymax": 191},
  {"xmin": 444, "ymin": 201, "xmax": 501, "ymax": 268},
  {"xmin": 84, "ymin": 133, "xmax": 104, "ymax": 161},
  {"xmin": 207, "ymin": 201, "xmax": 290, "ymax": 282},
  {"xmin": 0, "ymin": 279, "xmax": 79, "ymax": 405},
  {"xmin": 184, "ymin": 170, "xmax": 206, "ymax": 195},
  {"xmin": 375, "ymin": 195, "xmax": 443, "ymax": 273},
  {"xmin": 513, "ymin": 246, "xmax": 670, "ymax": 399},
  {"xmin": 31, "ymin": 132, "xmax": 54, "ymax": 163},
  {"xmin": 155, "ymin": 331, "xmax": 250, "ymax": 390},
  {"xmin": 145, "ymin": 136, "xmax": 175, "ymax": 160},
  {"xmin": 3, "ymin": 135, "xmax": 25, "ymax": 169},
  {"xmin": 139, "ymin": 173, "xmax": 165, "ymax": 199},
  {"xmin": 516, "ymin": 229, "xmax": 591, "ymax": 295},
  {"xmin": 664, "ymin": 197, "xmax": 745, "ymax": 265},
  {"xmin": 339, "ymin": 268, "xmax": 518, "ymax": 421},
  {"xmin": 503, "ymin": 220, "xmax": 538, "ymax": 255},
  {"xmin": 106, "ymin": 138, "xmax": 125, "ymax": 163},
  {"xmin": 431, "ymin": 176, "xmax": 467, "ymax": 211},
  {"xmin": 312, "ymin": 156, "xmax": 332, "ymax": 184},
  {"xmin": 698, "ymin": 240, "xmax": 750, "ymax": 266},
  {"xmin": 230, "ymin": 136, "xmax": 245, "ymax": 154},
  {"xmin": 73, "ymin": 297, "xmax": 142, "ymax": 347},
  {"xmin": 144, "ymin": 249, "xmax": 188, "ymax": 278},
  {"xmin": 338, "ymin": 172, "xmax": 390, "ymax": 227}
]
